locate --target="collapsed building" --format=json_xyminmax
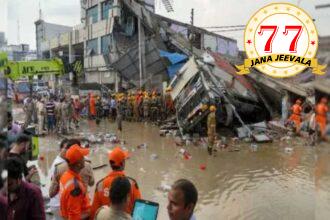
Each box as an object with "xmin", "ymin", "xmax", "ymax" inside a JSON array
[
  {"xmin": 38, "ymin": 0, "xmax": 329, "ymax": 135},
  {"xmin": 38, "ymin": 0, "xmax": 238, "ymax": 90}
]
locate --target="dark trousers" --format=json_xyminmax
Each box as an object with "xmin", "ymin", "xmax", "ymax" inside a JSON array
[{"xmin": 47, "ymin": 115, "xmax": 55, "ymax": 131}]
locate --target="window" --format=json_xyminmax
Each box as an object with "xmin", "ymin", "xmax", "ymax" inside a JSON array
[
  {"xmin": 101, "ymin": 0, "xmax": 114, "ymax": 20},
  {"xmin": 87, "ymin": 5, "xmax": 98, "ymax": 24},
  {"xmin": 86, "ymin": 38, "xmax": 98, "ymax": 56},
  {"xmin": 101, "ymin": 35, "xmax": 112, "ymax": 54}
]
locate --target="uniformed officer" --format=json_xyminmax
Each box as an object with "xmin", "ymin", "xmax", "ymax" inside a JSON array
[
  {"xmin": 315, "ymin": 97, "xmax": 329, "ymax": 141},
  {"xmin": 49, "ymin": 140, "xmax": 95, "ymax": 199},
  {"xmin": 59, "ymin": 144, "xmax": 91, "ymax": 220},
  {"xmin": 207, "ymin": 105, "xmax": 217, "ymax": 155},
  {"xmin": 91, "ymin": 147, "xmax": 141, "ymax": 219},
  {"xmin": 95, "ymin": 177, "xmax": 132, "ymax": 220},
  {"xmin": 288, "ymin": 99, "xmax": 303, "ymax": 134},
  {"xmin": 142, "ymin": 94, "xmax": 150, "ymax": 120}
]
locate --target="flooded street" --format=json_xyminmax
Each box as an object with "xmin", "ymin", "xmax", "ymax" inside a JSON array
[{"xmin": 30, "ymin": 117, "xmax": 330, "ymax": 220}]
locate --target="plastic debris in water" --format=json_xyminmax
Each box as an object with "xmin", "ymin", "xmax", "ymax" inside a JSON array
[
  {"xmin": 139, "ymin": 167, "xmax": 146, "ymax": 173},
  {"xmin": 200, "ymin": 164, "xmax": 206, "ymax": 170},
  {"xmin": 250, "ymin": 143, "xmax": 258, "ymax": 152},
  {"xmin": 284, "ymin": 147, "xmax": 293, "ymax": 154},
  {"xmin": 150, "ymin": 154, "xmax": 158, "ymax": 160},
  {"xmin": 157, "ymin": 183, "xmax": 171, "ymax": 192},
  {"xmin": 137, "ymin": 143, "xmax": 147, "ymax": 149},
  {"xmin": 179, "ymin": 148, "xmax": 192, "ymax": 160}
]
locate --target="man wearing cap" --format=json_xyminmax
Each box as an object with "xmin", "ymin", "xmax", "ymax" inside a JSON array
[
  {"xmin": 315, "ymin": 97, "xmax": 329, "ymax": 141},
  {"xmin": 91, "ymin": 147, "xmax": 141, "ymax": 219},
  {"xmin": 59, "ymin": 144, "xmax": 91, "ymax": 220},
  {"xmin": 49, "ymin": 139, "xmax": 94, "ymax": 219},
  {"xmin": 288, "ymin": 99, "xmax": 303, "ymax": 134}
]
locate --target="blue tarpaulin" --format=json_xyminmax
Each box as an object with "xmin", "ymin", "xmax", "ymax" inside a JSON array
[{"xmin": 159, "ymin": 50, "xmax": 188, "ymax": 79}]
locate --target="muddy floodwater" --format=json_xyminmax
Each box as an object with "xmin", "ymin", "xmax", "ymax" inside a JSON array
[{"xmin": 24, "ymin": 116, "xmax": 330, "ymax": 220}]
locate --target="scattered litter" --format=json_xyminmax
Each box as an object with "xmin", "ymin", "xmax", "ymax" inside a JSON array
[
  {"xmin": 284, "ymin": 147, "xmax": 293, "ymax": 154},
  {"xmin": 243, "ymin": 137, "xmax": 253, "ymax": 142},
  {"xmin": 200, "ymin": 164, "xmax": 206, "ymax": 170},
  {"xmin": 157, "ymin": 183, "xmax": 171, "ymax": 192},
  {"xmin": 280, "ymin": 136, "xmax": 291, "ymax": 141},
  {"xmin": 179, "ymin": 148, "xmax": 192, "ymax": 160},
  {"xmin": 252, "ymin": 134, "xmax": 272, "ymax": 143},
  {"xmin": 174, "ymin": 137, "xmax": 184, "ymax": 146},
  {"xmin": 39, "ymin": 156, "xmax": 45, "ymax": 161},
  {"xmin": 250, "ymin": 143, "xmax": 258, "ymax": 152},
  {"xmin": 150, "ymin": 154, "xmax": 159, "ymax": 160},
  {"xmin": 228, "ymin": 148, "xmax": 240, "ymax": 152},
  {"xmin": 137, "ymin": 143, "xmax": 147, "ymax": 149},
  {"xmin": 159, "ymin": 130, "xmax": 168, "ymax": 136},
  {"xmin": 139, "ymin": 167, "xmax": 146, "ymax": 173}
]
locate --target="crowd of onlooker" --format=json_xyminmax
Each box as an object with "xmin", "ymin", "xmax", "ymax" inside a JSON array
[{"xmin": 1, "ymin": 125, "xmax": 198, "ymax": 220}]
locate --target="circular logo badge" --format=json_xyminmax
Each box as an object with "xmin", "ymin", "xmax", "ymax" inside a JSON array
[{"xmin": 243, "ymin": 3, "xmax": 318, "ymax": 78}]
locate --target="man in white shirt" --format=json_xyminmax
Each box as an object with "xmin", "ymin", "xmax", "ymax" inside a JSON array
[
  {"xmin": 47, "ymin": 139, "xmax": 68, "ymax": 220},
  {"xmin": 167, "ymin": 179, "xmax": 198, "ymax": 220}
]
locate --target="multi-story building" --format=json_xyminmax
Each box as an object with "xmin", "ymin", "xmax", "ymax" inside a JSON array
[
  {"xmin": 1, "ymin": 43, "xmax": 37, "ymax": 61},
  {"xmin": 39, "ymin": 0, "xmax": 239, "ymax": 90},
  {"xmin": 35, "ymin": 19, "xmax": 73, "ymax": 59}
]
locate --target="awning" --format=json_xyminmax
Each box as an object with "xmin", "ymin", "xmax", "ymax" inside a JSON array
[{"xmin": 159, "ymin": 50, "xmax": 188, "ymax": 79}]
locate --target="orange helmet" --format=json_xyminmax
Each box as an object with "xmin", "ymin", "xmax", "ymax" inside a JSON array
[
  {"xmin": 210, "ymin": 105, "xmax": 217, "ymax": 112},
  {"xmin": 321, "ymin": 97, "xmax": 328, "ymax": 104}
]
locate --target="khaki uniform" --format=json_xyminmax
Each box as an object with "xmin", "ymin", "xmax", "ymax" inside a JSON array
[
  {"xmin": 23, "ymin": 100, "xmax": 34, "ymax": 128},
  {"xmin": 95, "ymin": 206, "xmax": 132, "ymax": 220},
  {"xmin": 207, "ymin": 112, "xmax": 217, "ymax": 155},
  {"xmin": 36, "ymin": 101, "xmax": 45, "ymax": 135},
  {"xmin": 49, "ymin": 159, "xmax": 95, "ymax": 198},
  {"xmin": 143, "ymin": 98, "xmax": 150, "ymax": 119}
]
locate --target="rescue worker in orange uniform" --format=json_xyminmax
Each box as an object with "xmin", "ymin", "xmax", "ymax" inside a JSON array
[
  {"xmin": 315, "ymin": 97, "xmax": 329, "ymax": 141},
  {"xmin": 288, "ymin": 99, "xmax": 303, "ymax": 134},
  {"xmin": 91, "ymin": 147, "xmax": 141, "ymax": 219},
  {"xmin": 59, "ymin": 144, "xmax": 91, "ymax": 220},
  {"xmin": 89, "ymin": 93, "xmax": 96, "ymax": 119}
]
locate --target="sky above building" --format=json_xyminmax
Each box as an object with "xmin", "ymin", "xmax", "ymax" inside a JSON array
[{"xmin": 0, "ymin": 0, "xmax": 329, "ymax": 50}]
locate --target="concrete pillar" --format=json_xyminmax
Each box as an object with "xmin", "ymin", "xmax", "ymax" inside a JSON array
[
  {"xmin": 98, "ymin": 2, "xmax": 102, "ymax": 21},
  {"xmin": 115, "ymin": 72, "xmax": 118, "ymax": 92},
  {"xmin": 138, "ymin": 18, "xmax": 146, "ymax": 89},
  {"xmin": 281, "ymin": 91, "xmax": 289, "ymax": 124}
]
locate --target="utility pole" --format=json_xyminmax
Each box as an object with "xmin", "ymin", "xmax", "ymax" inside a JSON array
[
  {"xmin": 17, "ymin": 20, "xmax": 20, "ymax": 44},
  {"xmin": 138, "ymin": 19, "xmax": 146, "ymax": 90},
  {"xmin": 189, "ymin": 8, "xmax": 194, "ymax": 53}
]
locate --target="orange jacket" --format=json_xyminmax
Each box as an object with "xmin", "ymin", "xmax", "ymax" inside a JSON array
[
  {"xmin": 91, "ymin": 171, "xmax": 141, "ymax": 219},
  {"xmin": 60, "ymin": 170, "xmax": 91, "ymax": 220},
  {"xmin": 89, "ymin": 97, "xmax": 96, "ymax": 116},
  {"xmin": 289, "ymin": 104, "xmax": 302, "ymax": 126},
  {"xmin": 315, "ymin": 103, "xmax": 328, "ymax": 131}
]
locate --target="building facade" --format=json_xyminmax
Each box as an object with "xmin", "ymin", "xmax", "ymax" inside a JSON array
[
  {"xmin": 1, "ymin": 43, "xmax": 37, "ymax": 61},
  {"xmin": 35, "ymin": 19, "xmax": 73, "ymax": 59}
]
